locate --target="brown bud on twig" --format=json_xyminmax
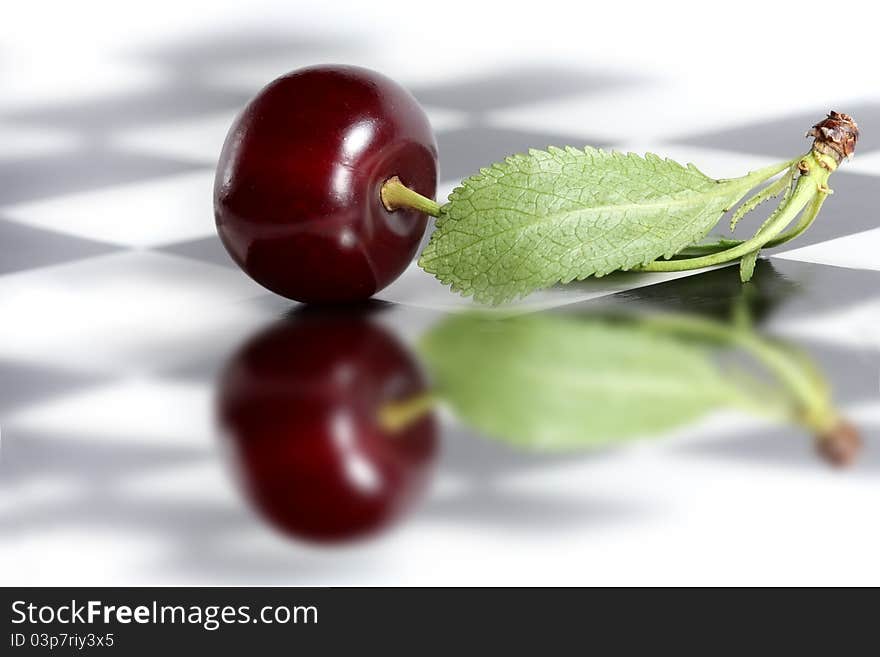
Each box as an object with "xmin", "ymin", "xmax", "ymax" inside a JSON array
[
  {"xmin": 816, "ymin": 419, "xmax": 861, "ymax": 467},
  {"xmin": 808, "ymin": 111, "xmax": 859, "ymax": 164}
]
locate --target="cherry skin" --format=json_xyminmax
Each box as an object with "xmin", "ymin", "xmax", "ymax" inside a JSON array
[
  {"xmin": 216, "ymin": 308, "xmax": 438, "ymax": 542},
  {"xmin": 214, "ymin": 65, "xmax": 438, "ymax": 303}
]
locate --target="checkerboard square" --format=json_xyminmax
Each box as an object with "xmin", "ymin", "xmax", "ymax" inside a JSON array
[
  {"xmin": 411, "ymin": 67, "xmax": 634, "ymax": 113},
  {"xmin": 156, "ymin": 235, "xmax": 235, "ymax": 269},
  {"xmin": 678, "ymin": 102, "xmax": 880, "ymax": 158},
  {"xmin": 0, "ymin": 251, "xmax": 271, "ymax": 374},
  {"xmin": 0, "ymin": 360, "xmax": 109, "ymax": 416},
  {"xmin": 0, "ymin": 123, "xmax": 82, "ymax": 162},
  {"xmin": 0, "ymin": 218, "xmax": 121, "ymax": 275},
  {"xmin": 436, "ymin": 124, "xmax": 610, "ymax": 182},
  {"xmin": 773, "ymin": 227, "xmax": 880, "ymax": 272},
  {"xmin": 4, "ymin": 378, "xmax": 215, "ymax": 447},
  {"xmin": 488, "ymin": 84, "xmax": 801, "ymax": 144},
  {"xmin": 0, "ymin": 148, "xmax": 204, "ymax": 206},
  {"xmin": 3, "ymin": 170, "xmax": 217, "ymax": 248},
  {"xmin": 5, "ymin": 84, "xmax": 251, "ymax": 134}
]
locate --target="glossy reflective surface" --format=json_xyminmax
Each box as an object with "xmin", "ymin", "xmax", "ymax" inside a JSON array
[
  {"xmin": 7, "ymin": 21, "xmax": 880, "ymax": 586},
  {"xmin": 216, "ymin": 309, "xmax": 438, "ymax": 542},
  {"xmin": 214, "ymin": 65, "xmax": 438, "ymax": 303}
]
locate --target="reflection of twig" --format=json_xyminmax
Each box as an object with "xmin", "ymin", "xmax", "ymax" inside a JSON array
[
  {"xmin": 636, "ymin": 312, "xmax": 835, "ymax": 432},
  {"xmin": 613, "ymin": 296, "xmax": 862, "ymax": 465}
]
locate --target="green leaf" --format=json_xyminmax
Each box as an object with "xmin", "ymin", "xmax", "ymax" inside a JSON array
[
  {"xmin": 419, "ymin": 313, "xmax": 747, "ymax": 450},
  {"xmin": 740, "ymin": 250, "xmax": 759, "ymax": 282},
  {"xmin": 729, "ymin": 167, "xmax": 794, "ymax": 231},
  {"xmin": 738, "ymin": 166, "xmax": 799, "ymax": 283},
  {"xmin": 418, "ymin": 147, "xmax": 757, "ymax": 304}
]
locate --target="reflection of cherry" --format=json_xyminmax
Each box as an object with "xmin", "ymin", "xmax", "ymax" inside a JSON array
[
  {"xmin": 214, "ymin": 65, "xmax": 438, "ymax": 303},
  {"xmin": 217, "ymin": 309, "xmax": 437, "ymax": 542}
]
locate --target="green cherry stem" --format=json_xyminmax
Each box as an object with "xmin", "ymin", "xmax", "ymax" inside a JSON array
[
  {"xmin": 672, "ymin": 181, "xmax": 827, "ymax": 258},
  {"xmin": 725, "ymin": 156, "xmax": 802, "ymax": 188},
  {"xmin": 381, "ymin": 176, "xmax": 442, "ymax": 217},
  {"xmin": 638, "ymin": 152, "xmax": 832, "ymax": 273},
  {"xmin": 761, "ymin": 189, "xmax": 827, "ymax": 247},
  {"xmin": 728, "ymin": 168, "xmax": 795, "ymax": 232}
]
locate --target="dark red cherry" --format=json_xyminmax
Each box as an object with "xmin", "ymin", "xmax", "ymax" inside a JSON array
[
  {"xmin": 214, "ymin": 65, "xmax": 438, "ymax": 303},
  {"xmin": 216, "ymin": 308, "xmax": 438, "ymax": 542}
]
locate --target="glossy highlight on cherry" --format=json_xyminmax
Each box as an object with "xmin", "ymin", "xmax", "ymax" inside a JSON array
[
  {"xmin": 215, "ymin": 65, "xmax": 438, "ymax": 303},
  {"xmin": 216, "ymin": 307, "xmax": 438, "ymax": 542}
]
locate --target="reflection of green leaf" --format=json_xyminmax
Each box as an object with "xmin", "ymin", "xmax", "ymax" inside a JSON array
[{"xmin": 420, "ymin": 313, "xmax": 750, "ymax": 450}]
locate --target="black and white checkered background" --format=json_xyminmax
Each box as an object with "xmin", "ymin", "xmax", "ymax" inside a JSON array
[{"xmin": 1, "ymin": 1, "xmax": 878, "ymax": 585}]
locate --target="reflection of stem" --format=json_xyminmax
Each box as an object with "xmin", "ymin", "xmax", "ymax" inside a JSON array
[
  {"xmin": 637, "ymin": 313, "xmax": 836, "ymax": 432},
  {"xmin": 378, "ymin": 392, "xmax": 437, "ymax": 432},
  {"xmin": 733, "ymin": 332, "xmax": 835, "ymax": 432}
]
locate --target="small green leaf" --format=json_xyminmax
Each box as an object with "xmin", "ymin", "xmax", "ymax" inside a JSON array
[
  {"xmin": 740, "ymin": 250, "xmax": 759, "ymax": 282},
  {"xmin": 418, "ymin": 147, "xmax": 759, "ymax": 304},
  {"xmin": 738, "ymin": 165, "xmax": 799, "ymax": 283},
  {"xmin": 420, "ymin": 313, "xmax": 747, "ymax": 450},
  {"xmin": 729, "ymin": 167, "xmax": 794, "ymax": 231}
]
